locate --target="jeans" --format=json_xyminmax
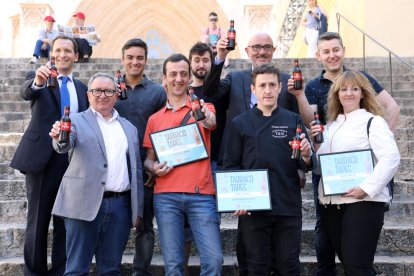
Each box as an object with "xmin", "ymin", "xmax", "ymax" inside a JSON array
[
  {"xmin": 133, "ymin": 186, "xmax": 155, "ymax": 276},
  {"xmin": 313, "ymin": 173, "xmax": 336, "ymax": 276},
  {"xmin": 33, "ymin": 39, "xmax": 50, "ymax": 59},
  {"xmin": 154, "ymin": 193, "xmax": 223, "ymax": 276},
  {"xmin": 64, "ymin": 194, "xmax": 131, "ymax": 276}
]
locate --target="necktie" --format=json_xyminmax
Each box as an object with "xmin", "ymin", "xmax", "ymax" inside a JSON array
[{"xmin": 60, "ymin": 76, "xmax": 70, "ymax": 116}]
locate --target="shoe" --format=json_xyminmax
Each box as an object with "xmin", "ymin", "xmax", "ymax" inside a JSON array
[{"xmin": 29, "ymin": 57, "xmax": 38, "ymax": 64}]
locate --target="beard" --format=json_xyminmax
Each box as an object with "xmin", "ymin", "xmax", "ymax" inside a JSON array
[{"xmin": 192, "ymin": 69, "xmax": 207, "ymax": 80}]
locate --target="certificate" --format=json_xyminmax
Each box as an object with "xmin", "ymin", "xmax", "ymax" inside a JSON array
[
  {"xmin": 318, "ymin": 149, "xmax": 375, "ymax": 196},
  {"xmin": 214, "ymin": 170, "xmax": 271, "ymax": 213},
  {"xmin": 149, "ymin": 123, "xmax": 208, "ymax": 167}
]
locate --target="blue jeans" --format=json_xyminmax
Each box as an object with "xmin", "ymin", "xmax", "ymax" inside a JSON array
[
  {"xmin": 64, "ymin": 194, "xmax": 132, "ymax": 276},
  {"xmin": 313, "ymin": 172, "xmax": 336, "ymax": 276},
  {"xmin": 33, "ymin": 39, "xmax": 50, "ymax": 58},
  {"xmin": 154, "ymin": 193, "xmax": 223, "ymax": 276}
]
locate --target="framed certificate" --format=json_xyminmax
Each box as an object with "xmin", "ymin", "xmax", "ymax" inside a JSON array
[
  {"xmin": 149, "ymin": 123, "xmax": 208, "ymax": 167},
  {"xmin": 214, "ymin": 169, "xmax": 271, "ymax": 213},
  {"xmin": 318, "ymin": 149, "xmax": 375, "ymax": 196}
]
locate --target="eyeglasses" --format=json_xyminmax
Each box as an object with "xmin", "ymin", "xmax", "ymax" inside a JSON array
[
  {"xmin": 248, "ymin": 44, "xmax": 274, "ymax": 52},
  {"xmin": 209, "ymin": 18, "xmax": 218, "ymax": 22},
  {"xmin": 89, "ymin": 88, "xmax": 116, "ymax": 97}
]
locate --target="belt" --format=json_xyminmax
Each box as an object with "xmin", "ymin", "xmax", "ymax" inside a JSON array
[{"xmin": 103, "ymin": 190, "xmax": 130, "ymax": 198}]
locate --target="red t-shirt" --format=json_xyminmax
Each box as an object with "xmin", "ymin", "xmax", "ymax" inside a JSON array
[{"xmin": 143, "ymin": 97, "xmax": 216, "ymax": 195}]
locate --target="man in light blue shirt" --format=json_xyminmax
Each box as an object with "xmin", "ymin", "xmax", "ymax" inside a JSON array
[{"xmin": 30, "ymin": 15, "xmax": 58, "ymax": 64}]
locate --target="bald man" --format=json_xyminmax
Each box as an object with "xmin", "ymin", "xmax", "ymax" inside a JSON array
[
  {"xmin": 203, "ymin": 33, "xmax": 300, "ymax": 275},
  {"xmin": 203, "ymin": 33, "xmax": 299, "ymax": 166}
]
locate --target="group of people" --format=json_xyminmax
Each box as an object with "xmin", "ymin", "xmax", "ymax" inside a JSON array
[
  {"xmin": 12, "ymin": 15, "xmax": 400, "ymax": 276},
  {"xmin": 30, "ymin": 11, "xmax": 97, "ymax": 64}
]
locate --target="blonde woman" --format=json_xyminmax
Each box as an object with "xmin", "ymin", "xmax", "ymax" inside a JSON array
[{"xmin": 310, "ymin": 70, "xmax": 400, "ymax": 275}]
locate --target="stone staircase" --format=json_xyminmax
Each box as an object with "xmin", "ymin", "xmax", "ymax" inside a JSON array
[{"xmin": 0, "ymin": 57, "xmax": 413, "ymax": 275}]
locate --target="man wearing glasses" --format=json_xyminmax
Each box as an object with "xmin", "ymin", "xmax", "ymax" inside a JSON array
[
  {"xmin": 203, "ymin": 32, "xmax": 300, "ymax": 275},
  {"xmin": 49, "ymin": 73, "xmax": 143, "ymax": 275}
]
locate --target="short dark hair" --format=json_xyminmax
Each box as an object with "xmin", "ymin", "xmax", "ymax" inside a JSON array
[
  {"xmin": 51, "ymin": 35, "xmax": 78, "ymax": 54},
  {"xmin": 317, "ymin": 32, "xmax": 344, "ymax": 48},
  {"xmin": 189, "ymin": 42, "xmax": 213, "ymax": 63},
  {"xmin": 121, "ymin": 38, "xmax": 148, "ymax": 59},
  {"xmin": 251, "ymin": 64, "xmax": 280, "ymax": 85},
  {"xmin": 162, "ymin": 53, "xmax": 190, "ymax": 75},
  {"xmin": 209, "ymin": 12, "xmax": 218, "ymax": 18}
]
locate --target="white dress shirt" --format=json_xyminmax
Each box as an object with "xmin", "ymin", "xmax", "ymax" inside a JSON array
[
  {"xmin": 317, "ymin": 109, "xmax": 400, "ymax": 205},
  {"xmin": 91, "ymin": 107, "xmax": 130, "ymax": 192}
]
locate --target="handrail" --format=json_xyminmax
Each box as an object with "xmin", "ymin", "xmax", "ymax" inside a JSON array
[{"xmin": 336, "ymin": 13, "xmax": 414, "ymax": 95}]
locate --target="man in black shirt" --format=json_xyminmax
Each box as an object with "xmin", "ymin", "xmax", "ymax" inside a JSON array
[
  {"xmin": 189, "ymin": 42, "xmax": 226, "ymax": 170},
  {"xmin": 114, "ymin": 38, "xmax": 167, "ymax": 276},
  {"xmin": 223, "ymin": 64, "xmax": 314, "ymax": 275}
]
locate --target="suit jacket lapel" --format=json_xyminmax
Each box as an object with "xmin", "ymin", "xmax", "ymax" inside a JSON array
[
  {"xmin": 74, "ymin": 78, "xmax": 88, "ymax": 111},
  {"xmin": 83, "ymin": 108, "xmax": 108, "ymax": 161},
  {"xmin": 243, "ymin": 70, "xmax": 252, "ymax": 110}
]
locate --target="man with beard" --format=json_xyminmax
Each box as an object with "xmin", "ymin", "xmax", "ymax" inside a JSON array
[
  {"xmin": 189, "ymin": 42, "xmax": 225, "ymax": 170},
  {"xmin": 115, "ymin": 38, "xmax": 167, "ymax": 276}
]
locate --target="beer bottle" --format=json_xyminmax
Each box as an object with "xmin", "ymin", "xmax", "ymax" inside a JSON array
[
  {"xmin": 291, "ymin": 123, "xmax": 302, "ymax": 159},
  {"xmin": 116, "ymin": 70, "xmax": 128, "ymax": 100},
  {"xmin": 293, "ymin": 59, "xmax": 303, "ymax": 90},
  {"xmin": 189, "ymin": 86, "xmax": 205, "ymax": 121},
  {"xmin": 59, "ymin": 105, "xmax": 71, "ymax": 144},
  {"xmin": 314, "ymin": 111, "xmax": 324, "ymax": 144},
  {"xmin": 47, "ymin": 57, "xmax": 58, "ymax": 88},
  {"xmin": 227, "ymin": 20, "xmax": 236, "ymax": 51}
]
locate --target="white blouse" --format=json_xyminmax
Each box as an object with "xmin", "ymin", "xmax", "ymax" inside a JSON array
[{"xmin": 317, "ymin": 109, "xmax": 400, "ymax": 205}]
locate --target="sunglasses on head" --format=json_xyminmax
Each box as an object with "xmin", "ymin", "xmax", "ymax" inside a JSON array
[{"xmin": 209, "ymin": 18, "xmax": 218, "ymax": 22}]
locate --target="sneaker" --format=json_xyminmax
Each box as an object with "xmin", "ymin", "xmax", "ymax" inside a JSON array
[{"xmin": 29, "ymin": 57, "xmax": 38, "ymax": 64}]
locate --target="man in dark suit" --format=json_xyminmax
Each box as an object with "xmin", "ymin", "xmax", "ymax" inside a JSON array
[
  {"xmin": 202, "ymin": 32, "xmax": 300, "ymax": 275},
  {"xmin": 10, "ymin": 35, "xmax": 88, "ymax": 276},
  {"xmin": 203, "ymin": 32, "xmax": 299, "ymax": 166}
]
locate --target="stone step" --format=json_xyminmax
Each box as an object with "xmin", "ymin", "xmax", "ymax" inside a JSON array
[
  {"xmin": 1, "ymin": 195, "xmax": 414, "ymax": 224},
  {"xmin": 0, "ymin": 102, "xmax": 29, "ymax": 113},
  {"xmin": 0, "ymin": 221, "xmax": 413, "ymax": 259},
  {"xmin": 0, "ymin": 120, "xmax": 28, "ymax": 134},
  {"xmin": 0, "ymin": 254, "xmax": 413, "ymax": 276},
  {"xmin": 0, "ymin": 162, "xmax": 22, "ymax": 180}
]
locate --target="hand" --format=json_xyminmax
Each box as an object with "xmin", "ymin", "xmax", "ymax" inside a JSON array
[
  {"xmin": 343, "ymin": 187, "xmax": 368, "ymax": 199},
  {"xmin": 144, "ymin": 171, "xmax": 155, "ymax": 187},
  {"xmin": 49, "ymin": 121, "xmax": 61, "ymax": 141},
  {"xmin": 309, "ymin": 121, "xmax": 324, "ymax": 142},
  {"xmin": 299, "ymin": 134, "xmax": 312, "ymax": 158},
  {"xmin": 215, "ymin": 37, "xmax": 231, "ymax": 61},
  {"xmin": 34, "ymin": 62, "xmax": 53, "ymax": 87},
  {"xmin": 233, "ymin": 209, "xmax": 251, "ymax": 216},
  {"xmin": 199, "ymin": 99, "xmax": 212, "ymax": 120},
  {"xmin": 151, "ymin": 161, "xmax": 173, "ymax": 177},
  {"xmin": 287, "ymin": 77, "xmax": 305, "ymax": 96}
]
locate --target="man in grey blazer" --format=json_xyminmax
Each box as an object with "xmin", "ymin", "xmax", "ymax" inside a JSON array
[{"xmin": 49, "ymin": 73, "xmax": 143, "ymax": 275}]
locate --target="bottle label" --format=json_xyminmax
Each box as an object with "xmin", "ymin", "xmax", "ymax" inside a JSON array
[
  {"xmin": 228, "ymin": 31, "xmax": 236, "ymax": 40},
  {"xmin": 60, "ymin": 121, "xmax": 71, "ymax": 132},
  {"xmin": 120, "ymin": 82, "xmax": 126, "ymax": 90},
  {"xmin": 293, "ymin": 72, "xmax": 302, "ymax": 80},
  {"xmin": 191, "ymin": 101, "xmax": 201, "ymax": 110},
  {"xmin": 50, "ymin": 68, "xmax": 58, "ymax": 78},
  {"xmin": 291, "ymin": 139, "xmax": 300, "ymax": 149}
]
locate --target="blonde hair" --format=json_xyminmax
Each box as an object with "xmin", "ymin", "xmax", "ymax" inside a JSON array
[{"xmin": 326, "ymin": 70, "xmax": 384, "ymax": 122}]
